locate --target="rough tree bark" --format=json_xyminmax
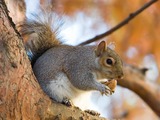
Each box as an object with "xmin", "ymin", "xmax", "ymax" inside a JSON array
[
  {"xmin": 0, "ymin": 0, "xmax": 105, "ymax": 119},
  {"xmin": 1, "ymin": 0, "xmax": 160, "ymax": 119}
]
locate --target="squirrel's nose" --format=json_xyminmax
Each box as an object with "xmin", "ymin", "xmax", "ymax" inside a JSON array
[{"xmin": 117, "ymin": 73, "xmax": 124, "ymax": 79}]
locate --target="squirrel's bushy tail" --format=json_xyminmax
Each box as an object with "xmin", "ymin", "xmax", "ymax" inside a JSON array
[{"xmin": 19, "ymin": 12, "xmax": 61, "ymax": 64}]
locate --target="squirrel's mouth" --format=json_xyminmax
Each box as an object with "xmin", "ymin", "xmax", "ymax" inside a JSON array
[
  {"xmin": 98, "ymin": 79, "xmax": 108, "ymax": 83},
  {"xmin": 98, "ymin": 75, "xmax": 123, "ymax": 83},
  {"xmin": 109, "ymin": 75, "xmax": 124, "ymax": 81},
  {"xmin": 99, "ymin": 78, "xmax": 114, "ymax": 83},
  {"xmin": 100, "ymin": 77, "xmax": 122, "ymax": 83}
]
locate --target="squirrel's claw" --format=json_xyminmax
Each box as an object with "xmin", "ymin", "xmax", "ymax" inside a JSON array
[
  {"xmin": 62, "ymin": 98, "xmax": 73, "ymax": 107},
  {"xmin": 102, "ymin": 79, "xmax": 117, "ymax": 95},
  {"xmin": 100, "ymin": 85, "xmax": 111, "ymax": 96},
  {"xmin": 105, "ymin": 86, "xmax": 112, "ymax": 96}
]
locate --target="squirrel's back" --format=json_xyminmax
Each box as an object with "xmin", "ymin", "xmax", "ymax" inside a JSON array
[
  {"xmin": 33, "ymin": 45, "xmax": 96, "ymax": 82},
  {"xmin": 19, "ymin": 13, "xmax": 61, "ymax": 64}
]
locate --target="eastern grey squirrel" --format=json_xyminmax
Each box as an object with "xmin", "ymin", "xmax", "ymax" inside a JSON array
[{"xmin": 20, "ymin": 13, "xmax": 123, "ymax": 106}]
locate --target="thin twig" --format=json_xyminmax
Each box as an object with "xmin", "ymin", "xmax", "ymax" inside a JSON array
[{"xmin": 79, "ymin": 0, "xmax": 158, "ymax": 46}]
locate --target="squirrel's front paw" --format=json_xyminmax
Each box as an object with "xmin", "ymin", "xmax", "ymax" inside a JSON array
[
  {"xmin": 100, "ymin": 84, "xmax": 112, "ymax": 96},
  {"xmin": 102, "ymin": 79, "xmax": 117, "ymax": 95},
  {"xmin": 62, "ymin": 98, "xmax": 73, "ymax": 107}
]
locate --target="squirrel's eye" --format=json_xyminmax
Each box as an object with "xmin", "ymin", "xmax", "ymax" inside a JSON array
[
  {"xmin": 106, "ymin": 58, "xmax": 113, "ymax": 65},
  {"xmin": 105, "ymin": 57, "xmax": 115, "ymax": 66}
]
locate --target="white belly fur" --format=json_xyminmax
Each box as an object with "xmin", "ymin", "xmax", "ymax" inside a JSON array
[
  {"xmin": 46, "ymin": 72, "xmax": 84, "ymax": 102},
  {"xmin": 44, "ymin": 72, "xmax": 110, "ymax": 118}
]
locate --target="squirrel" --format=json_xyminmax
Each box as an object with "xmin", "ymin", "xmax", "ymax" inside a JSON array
[{"xmin": 19, "ymin": 13, "xmax": 124, "ymax": 106}]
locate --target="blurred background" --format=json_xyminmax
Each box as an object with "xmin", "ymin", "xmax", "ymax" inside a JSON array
[
  {"xmin": 13, "ymin": 0, "xmax": 160, "ymax": 119},
  {"xmin": 26, "ymin": 0, "xmax": 160, "ymax": 82}
]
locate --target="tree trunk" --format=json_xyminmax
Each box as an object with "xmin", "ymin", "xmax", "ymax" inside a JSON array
[
  {"xmin": 0, "ymin": 0, "xmax": 50, "ymax": 119},
  {"xmin": 0, "ymin": 0, "xmax": 105, "ymax": 119}
]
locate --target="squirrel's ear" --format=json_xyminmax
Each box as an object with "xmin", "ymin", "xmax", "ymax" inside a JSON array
[
  {"xmin": 95, "ymin": 41, "xmax": 106, "ymax": 56},
  {"xmin": 108, "ymin": 42, "xmax": 115, "ymax": 50}
]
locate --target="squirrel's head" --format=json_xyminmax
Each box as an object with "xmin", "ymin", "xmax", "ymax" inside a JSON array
[{"xmin": 95, "ymin": 41, "xmax": 124, "ymax": 81}]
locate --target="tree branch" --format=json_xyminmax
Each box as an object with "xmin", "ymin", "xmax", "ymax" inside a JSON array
[
  {"xmin": 118, "ymin": 64, "xmax": 160, "ymax": 117},
  {"xmin": 79, "ymin": 0, "xmax": 158, "ymax": 46}
]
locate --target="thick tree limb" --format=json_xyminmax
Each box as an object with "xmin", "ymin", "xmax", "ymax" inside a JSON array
[
  {"xmin": 104, "ymin": 64, "xmax": 160, "ymax": 117},
  {"xmin": 79, "ymin": 0, "xmax": 159, "ymax": 45},
  {"xmin": 118, "ymin": 65, "xmax": 160, "ymax": 117}
]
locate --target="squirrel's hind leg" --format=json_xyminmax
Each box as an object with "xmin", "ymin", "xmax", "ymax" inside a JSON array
[{"xmin": 43, "ymin": 72, "xmax": 78, "ymax": 105}]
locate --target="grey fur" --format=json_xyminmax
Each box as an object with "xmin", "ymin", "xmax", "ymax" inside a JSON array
[
  {"xmin": 33, "ymin": 45, "xmax": 123, "ymax": 102},
  {"xmin": 21, "ymin": 12, "xmax": 123, "ymax": 103}
]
